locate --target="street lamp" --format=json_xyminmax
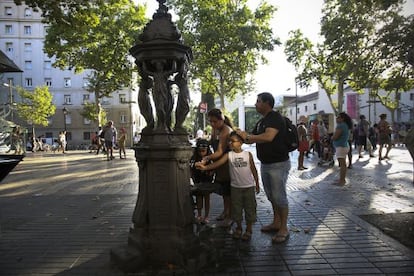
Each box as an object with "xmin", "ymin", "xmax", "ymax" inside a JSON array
[
  {"xmin": 2, "ymin": 80, "xmax": 15, "ymax": 120},
  {"xmin": 295, "ymin": 78, "xmax": 298, "ymax": 125},
  {"xmin": 62, "ymin": 107, "xmax": 68, "ymax": 131}
]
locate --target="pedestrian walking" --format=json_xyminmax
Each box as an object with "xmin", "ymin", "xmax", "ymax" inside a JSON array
[
  {"xmin": 404, "ymin": 124, "xmax": 414, "ymax": 184},
  {"xmin": 311, "ymin": 119, "xmax": 321, "ymax": 157},
  {"xmin": 347, "ymin": 126, "xmax": 353, "ymax": 169},
  {"xmin": 378, "ymin": 113, "xmax": 392, "ymax": 160},
  {"xmin": 332, "ymin": 112, "xmax": 353, "ymax": 185},
  {"xmin": 96, "ymin": 127, "xmax": 106, "ymax": 155},
  {"xmin": 118, "ymin": 127, "xmax": 127, "ymax": 159},
  {"xmin": 369, "ymin": 124, "xmax": 378, "ymax": 152},
  {"xmin": 297, "ymin": 122, "xmax": 309, "ymax": 170},
  {"xmin": 103, "ymin": 121, "xmax": 117, "ymax": 161},
  {"xmin": 197, "ymin": 131, "xmax": 259, "ymax": 241},
  {"xmin": 236, "ymin": 92, "xmax": 291, "ymax": 244},
  {"xmin": 357, "ymin": 115, "xmax": 374, "ymax": 158},
  {"xmin": 58, "ymin": 131, "xmax": 67, "ymax": 154}
]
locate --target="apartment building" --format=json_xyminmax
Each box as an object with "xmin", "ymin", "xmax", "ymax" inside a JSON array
[{"xmin": 0, "ymin": 0, "xmax": 144, "ymax": 148}]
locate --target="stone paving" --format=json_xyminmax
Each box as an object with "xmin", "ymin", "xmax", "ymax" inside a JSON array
[{"xmin": 0, "ymin": 146, "xmax": 413, "ymax": 275}]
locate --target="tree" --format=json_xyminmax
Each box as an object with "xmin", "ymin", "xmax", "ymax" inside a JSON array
[
  {"xmin": 286, "ymin": 0, "xmax": 380, "ymax": 115},
  {"xmin": 284, "ymin": 0, "xmax": 412, "ymax": 118},
  {"xmin": 30, "ymin": 1, "xmax": 147, "ymax": 126},
  {"xmin": 79, "ymin": 102, "xmax": 107, "ymax": 126},
  {"xmin": 365, "ymin": 11, "xmax": 414, "ymax": 122},
  {"xmin": 14, "ymin": 0, "xmax": 100, "ymax": 22},
  {"xmin": 16, "ymin": 86, "xmax": 56, "ymax": 136},
  {"xmin": 169, "ymin": 0, "xmax": 279, "ymax": 111}
]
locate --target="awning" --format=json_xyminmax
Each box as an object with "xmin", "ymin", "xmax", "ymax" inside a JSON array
[{"xmin": 0, "ymin": 50, "xmax": 22, "ymax": 73}]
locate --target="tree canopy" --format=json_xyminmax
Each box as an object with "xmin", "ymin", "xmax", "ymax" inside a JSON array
[
  {"xmin": 285, "ymin": 0, "xmax": 414, "ymax": 119},
  {"xmin": 45, "ymin": 1, "xmax": 147, "ymax": 125},
  {"xmin": 16, "ymin": 85, "xmax": 55, "ymax": 127},
  {"xmin": 15, "ymin": 0, "xmax": 148, "ymax": 126},
  {"xmin": 169, "ymin": 0, "xmax": 279, "ymax": 111}
]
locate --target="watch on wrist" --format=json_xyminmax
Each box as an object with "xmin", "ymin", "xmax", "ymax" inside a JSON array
[{"xmin": 246, "ymin": 134, "xmax": 251, "ymax": 142}]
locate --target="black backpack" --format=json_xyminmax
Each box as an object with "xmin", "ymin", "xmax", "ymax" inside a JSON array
[
  {"xmin": 99, "ymin": 130, "xmax": 105, "ymax": 139},
  {"xmin": 283, "ymin": 116, "xmax": 299, "ymax": 152}
]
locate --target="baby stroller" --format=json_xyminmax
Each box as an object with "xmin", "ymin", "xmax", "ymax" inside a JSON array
[{"xmin": 318, "ymin": 135, "xmax": 335, "ymax": 167}]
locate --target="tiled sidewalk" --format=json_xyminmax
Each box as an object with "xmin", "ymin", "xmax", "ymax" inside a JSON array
[{"xmin": 0, "ymin": 147, "xmax": 413, "ymax": 275}]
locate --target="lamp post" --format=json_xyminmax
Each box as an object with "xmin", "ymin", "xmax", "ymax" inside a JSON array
[
  {"xmin": 2, "ymin": 80, "xmax": 15, "ymax": 120},
  {"xmin": 62, "ymin": 107, "xmax": 68, "ymax": 131},
  {"xmin": 295, "ymin": 79, "xmax": 298, "ymax": 125}
]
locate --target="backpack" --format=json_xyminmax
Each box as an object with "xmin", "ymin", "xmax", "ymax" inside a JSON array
[
  {"xmin": 283, "ymin": 116, "xmax": 299, "ymax": 152},
  {"xmin": 99, "ymin": 130, "xmax": 105, "ymax": 139},
  {"xmin": 358, "ymin": 122, "xmax": 366, "ymax": 136}
]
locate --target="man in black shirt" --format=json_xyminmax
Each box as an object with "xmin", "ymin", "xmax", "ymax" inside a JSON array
[{"xmin": 237, "ymin": 92, "xmax": 291, "ymax": 243}]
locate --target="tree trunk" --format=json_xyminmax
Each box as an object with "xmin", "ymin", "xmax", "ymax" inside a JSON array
[
  {"xmin": 95, "ymin": 91, "xmax": 101, "ymax": 127},
  {"xmin": 337, "ymin": 81, "xmax": 345, "ymax": 113}
]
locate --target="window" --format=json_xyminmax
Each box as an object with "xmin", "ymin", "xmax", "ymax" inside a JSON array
[
  {"xmin": 305, "ymin": 105, "xmax": 308, "ymax": 112},
  {"xmin": 45, "ymin": 78, "xmax": 52, "ymax": 87},
  {"xmin": 83, "ymin": 118, "xmax": 91, "ymax": 125},
  {"xmin": 83, "ymin": 78, "xmax": 90, "ymax": 88},
  {"xmin": 65, "ymin": 115, "xmax": 72, "ymax": 125},
  {"xmin": 25, "ymin": 61, "xmax": 32, "ymax": 70},
  {"xmin": 83, "ymin": 132, "xmax": 91, "ymax": 140},
  {"xmin": 82, "ymin": 94, "xmax": 90, "ymax": 103},
  {"xmin": 5, "ymin": 25, "xmax": 13, "ymax": 34},
  {"xmin": 64, "ymin": 78, "xmax": 71, "ymax": 87},
  {"xmin": 24, "ymin": 8, "xmax": 32, "ymax": 17},
  {"xmin": 5, "ymin": 7, "xmax": 12, "ymax": 16},
  {"xmin": 24, "ymin": 26, "xmax": 32, "ymax": 35},
  {"xmin": 297, "ymin": 107, "xmax": 300, "ymax": 114},
  {"xmin": 44, "ymin": 61, "xmax": 51, "ymax": 69},
  {"xmin": 410, "ymin": 93, "xmax": 414, "ymax": 101},
  {"xmin": 64, "ymin": 95, "xmax": 71, "ymax": 104},
  {"xmin": 313, "ymin": 103, "xmax": 317, "ymax": 110},
  {"xmin": 119, "ymin": 94, "xmax": 127, "ymax": 103},
  {"xmin": 120, "ymin": 112, "xmax": 127, "ymax": 123},
  {"xmin": 25, "ymin": 78, "xmax": 33, "ymax": 87},
  {"xmin": 6, "ymin": 42, "xmax": 13, "ymax": 53},
  {"xmin": 101, "ymin": 97, "xmax": 110, "ymax": 105},
  {"xmin": 24, "ymin": 43, "xmax": 32, "ymax": 52}
]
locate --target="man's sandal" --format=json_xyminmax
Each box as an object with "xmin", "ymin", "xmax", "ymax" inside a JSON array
[
  {"xmin": 272, "ymin": 233, "xmax": 290, "ymax": 244},
  {"xmin": 232, "ymin": 228, "xmax": 242, "ymax": 239},
  {"xmin": 241, "ymin": 231, "xmax": 252, "ymax": 241},
  {"xmin": 261, "ymin": 224, "xmax": 279, "ymax": 232}
]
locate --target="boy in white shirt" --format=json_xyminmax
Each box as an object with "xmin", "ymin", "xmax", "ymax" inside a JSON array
[{"xmin": 197, "ymin": 131, "xmax": 259, "ymax": 241}]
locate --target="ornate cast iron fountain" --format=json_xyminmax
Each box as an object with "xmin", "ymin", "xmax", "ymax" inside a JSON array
[{"xmin": 111, "ymin": 0, "xmax": 212, "ymax": 272}]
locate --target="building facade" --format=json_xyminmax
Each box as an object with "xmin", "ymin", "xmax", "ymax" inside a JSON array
[
  {"xmin": 0, "ymin": 0, "xmax": 144, "ymax": 148},
  {"xmin": 284, "ymin": 87, "xmax": 414, "ymax": 130}
]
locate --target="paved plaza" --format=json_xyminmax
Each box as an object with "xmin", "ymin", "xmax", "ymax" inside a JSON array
[{"xmin": 0, "ymin": 146, "xmax": 413, "ymax": 275}]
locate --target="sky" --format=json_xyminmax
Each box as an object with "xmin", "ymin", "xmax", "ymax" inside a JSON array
[
  {"xmin": 140, "ymin": 0, "xmax": 414, "ymax": 103},
  {"xmin": 140, "ymin": 0, "xmax": 323, "ymax": 100}
]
